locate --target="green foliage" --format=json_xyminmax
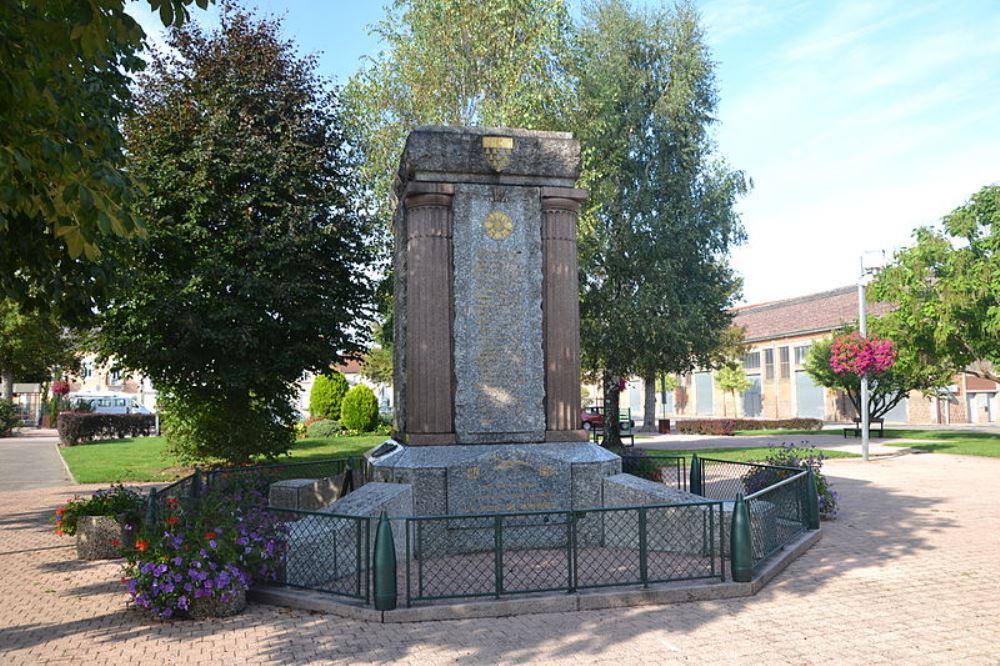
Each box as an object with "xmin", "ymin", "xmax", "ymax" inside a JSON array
[
  {"xmin": 310, "ymin": 373, "xmax": 350, "ymax": 421},
  {"xmin": 158, "ymin": 391, "xmax": 295, "ymax": 465},
  {"xmin": 360, "ymin": 346, "xmax": 393, "ymax": 386},
  {"xmin": 305, "ymin": 418, "xmax": 343, "ymax": 439},
  {"xmin": 742, "ymin": 444, "xmax": 839, "ymax": 520},
  {"xmin": 340, "ymin": 385, "xmax": 380, "ymax": 432},
  {"xmin": 575, "ymin": 1, "xmax": 748, "ymax": 444},
  {"xmin": 871, "ymin": 184, "xmax": 1000, "ymax": 383},
  {"xmin": 0, "ymin": 0, "xmax": 209, "ymax": 317},
  {"xmin": 53, "ymin": 483, "xmax": 145, "ymax": 536},
  {"xmin": 343, "ymin": 0, "xmax": 573, "ymax": 229},
  {"xmin": 56, "ymin": 413, "xmax": 156, "ymax": 446},
  {"xmin": 0, "ymin": 399, "xmax": 19, "ymax": 436},
  {"xmin": 804, "ymin": 329, "xmax": 950, "ymax": 422},
  {"xmin": 0, "ymin": 299, "xmax": 78, "ymax": 398},
  {"xmin": 95, "ymin": 7, "xmax": 373, "ymax": 463},
  {"xmin": 714, "ymin": 365, "xmax": 752, "ymax": 416}
]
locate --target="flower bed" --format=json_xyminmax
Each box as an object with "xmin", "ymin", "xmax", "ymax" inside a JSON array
[
  {"xmin": 54, "ymin": 485, "xmax": 145, "ymax": 558},
  {"xmin": 121, "ymin": 475, "xmax": 287, "ymax": 619}
]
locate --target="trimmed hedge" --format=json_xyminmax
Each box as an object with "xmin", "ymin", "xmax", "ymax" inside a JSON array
[
  {"xmin": 676, "ymin": 418, "xmax": 824, "ymax": 436},
  {"xmin": 305, "ymin": 418, "xmax": 343, "ymax": 438},
  {"xmin": 57, "ymin": 412, "xmax": 156, "ymax": 446},
  {"xmin": 340, "ymin": 385, "xmax": 379, "ymax": 432}
]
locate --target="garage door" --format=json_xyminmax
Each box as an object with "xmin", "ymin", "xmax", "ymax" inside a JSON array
[{"xmin": 695, "ymin": 372, "xmax": 713, "ymax": 416}]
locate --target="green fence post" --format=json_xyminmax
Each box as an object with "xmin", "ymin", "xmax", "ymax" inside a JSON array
[
  {"xmin": 145, "ymin": 487, "xmax": 158, "ymax": 527},
  {"xmin": 690, "ymin": 454, "xmax": 703, "ymax": 496},
  {"xmin": 806, "ymin": 469, "xmax": 820, "ymax": 530},
  {"xmin": 373, "ymin": 511, "xmax": 398, "ymax": 611},
  {"xmin": 730, "ymin": 494, "xmax": 753, "ymax": 583},
  {"xmin": 638, "ymin": 508, "xmax": 648, "ymax": 587},
  {"xmin": 191, "ymin": 467, "xmax": 202, "ymax": 500}
]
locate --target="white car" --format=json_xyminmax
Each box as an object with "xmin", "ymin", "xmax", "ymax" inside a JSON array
[{"xmin": 68, "ymin": 392, "xmax": 153, "ymax": 415}]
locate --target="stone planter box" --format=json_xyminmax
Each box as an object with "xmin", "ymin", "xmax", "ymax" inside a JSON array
[
  {"xmin": 75, "ymin": 516, "xmax": 124, "ymax": 560},
  {"xmin": 188, "ymin": 588, "xmax": 247, "ymax": 619}
]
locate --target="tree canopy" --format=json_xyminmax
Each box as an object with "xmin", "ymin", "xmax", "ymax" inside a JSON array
[
  {"xmin": 96, "ymin": 7, "xmax": 374, "ymax": 462},
  {"xmin": 574, "ymin": 0, "xmax": 748, "ymax": 442},
  {"xmin": 0, "ymin": 299, "xmax": 77, "ymax": 400},
  {"xmin": 871, "ymin": 184, "xmax": 1000, "ymax": 383},
  {"xmin": 0, "ymin": 0, "xmax": 209, "ymax": 318}
]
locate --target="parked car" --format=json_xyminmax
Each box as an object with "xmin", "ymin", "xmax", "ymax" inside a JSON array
[
  {"xmin": 580, "ymin": 406, "xmax": 634, "ymax": 431},
  {"xmin": 66, "ymin": 392, "xmax": 153, "ymax": 415}
]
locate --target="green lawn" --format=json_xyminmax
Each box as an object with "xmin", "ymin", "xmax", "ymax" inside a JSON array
[
  {"xmin": 635, "ymin": 446, "xmax": 858, "ymax": 462},
  {"xmin": 60, "ymin": 434, "xmax": 387, "ymax": 484},
  {"xmin": 732, "ymin": 428, "xmax": 829, "ymax": 436},
  {"xmin": 881, "ymin": 429, "xmax": 1000, "ymax": 458}
]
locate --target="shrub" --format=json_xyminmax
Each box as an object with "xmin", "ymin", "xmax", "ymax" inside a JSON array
[
  {"xmin": 741, "ymin": 443, "xmax": 839, "ymax": 520},
  {"xmin": 305, "ymin": 418, "xmax": 343, "ymax": 438},
  {"xmin": 57, "ymin": 413, "xmax": 156, "ymax": 445},
  {"xmin": 309, "ymin": 372, "xmax": 349, "ymax": 420},
  {"xmin": 121, "ymin": 475, "xmax": 287, "ymax": 619},
  {"xmin": 676, "ymin": 418, "xmax": 823, "ymax": 436},
  {"xmin": 53, "ymin": 484, "xmax": 145, "ymax": 537},
  {"xmin": 340, "ymin": 385, "xmax": 379, "ymax": 432},
  {"xmin": 159, "ymin": 391, "xmax": 295, "ymax": 465},
  {"xmin": 0, "ymin": 399, "xmax": 18, "ymax": 437}
]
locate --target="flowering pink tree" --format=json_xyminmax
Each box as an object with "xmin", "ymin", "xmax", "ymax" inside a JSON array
[{"xmin": 829, "ymin": 332, "xmax": 897, "ymax": 376}]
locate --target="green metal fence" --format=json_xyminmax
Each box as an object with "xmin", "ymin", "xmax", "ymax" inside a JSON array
[
  {"xmin": 620, "ymin": 452, "xmax": 687, "ymax": 491},
  {"xmin": 403, "ymin": 501, "xmax": 725, "ymax": 606}
]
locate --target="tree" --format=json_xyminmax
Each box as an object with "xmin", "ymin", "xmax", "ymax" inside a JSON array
[
  {"xmin": 871, "ymin": 184, "xmax": 1000, "ymax": 382},
  {"xmin": 0, "ymin": 0, "xmax": 209, "ymax": 318},
  {"xmin": 804, "ymin": 328, "xmax": 951, "ymax": 423},
  {"xmin": 0, "ymin": 299, "xmax": 76, "ymax": 401},
  {"xmin": 714, "ymin": 365, "xmax": 751, "ymax": 417},
  {"xmin": 96, "ymin": 7, "xmax": 374, "ymax": 463},
  {"xmin": 343, "ymin": 0, "xmax": 573, "ymax": 226},
  {"xmin": 340, "ymin": 384, "xmax": 380, "ymax": 432},
  {"xmin": 575, "ymin": 1, "xmax": 748, "ymax": 445},
  {"xmin": 310, "ymin": 373, "xmax": 350, "ymax": 421}
]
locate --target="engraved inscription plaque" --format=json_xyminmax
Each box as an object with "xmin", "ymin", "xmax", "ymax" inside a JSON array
[{"xmin": 447, "ymin": 447, "xmax": 571, "ymax": 516}]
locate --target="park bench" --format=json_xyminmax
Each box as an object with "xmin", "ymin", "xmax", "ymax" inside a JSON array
[
  {"xmin": 843, "ymin": 419, "xmax": 884, "ymax": 438},
  {"xmin": 590, "ymin": 408, "xmax": 635, "ymax": 447}
]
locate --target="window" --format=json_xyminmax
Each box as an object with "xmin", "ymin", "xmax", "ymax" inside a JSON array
[
  {"xmin": 780, "ymin": 347, "xmax": 790, "ymax": 379},
  {"xmin": 794, "ymin": 345, "xmax": 811, "ymax": 367},
  {"xmin": 109, "ymin": 370, "xmax": 122, "ymax": 385},
  {"xmin": 743, "ymin": 352, "xmax": 761, "ymax": 371},
  {"xmin": 764, "ymin": 349, "xmax": 774, "ymax": 380}
]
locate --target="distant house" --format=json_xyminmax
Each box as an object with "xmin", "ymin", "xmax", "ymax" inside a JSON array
[
  {"xmin": 662, "ymin": 286, "xmax": 997, "ymax": 425},
  {"xmin": 69, "ymin": 355, "xmax": 158, "ymax": 413}
]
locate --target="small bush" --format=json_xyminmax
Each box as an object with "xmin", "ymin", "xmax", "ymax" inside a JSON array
[
  {"xmin": 305, "ymin": 418, "xmax": 343, "ymax": 438},
  {"xmin": 676, "ymin": 418, "xmax": 823, "ymax": 436},
  {"xmin": 57, "ymin": 413, "xmax": 156, "ymax": 446},
  {"xmin": 340, "ymin": 385, "xmax": 379, "ymax": 432},
  {"xmin": 0, "ymin": 399, "xmax": 19, "ymax": 437},
  {"xmin": 309, "ymin": 372, "xmax": 349, "ymax": 420}
]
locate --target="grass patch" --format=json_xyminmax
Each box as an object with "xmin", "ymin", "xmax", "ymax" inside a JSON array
[
  {"xmin": 636, "ymin": 446, "xmax": 858, "ymax": 462},
  {"xmin": 732, "ymin": 428, "xmax": 830, "ymax": 436},
  {"xmin": 60, "ymin": 434, "xmax": 387, "ymax": 484},
  {"xmin": 881, "ymin": 429, "xmax": 1000, "ymax": 458}
]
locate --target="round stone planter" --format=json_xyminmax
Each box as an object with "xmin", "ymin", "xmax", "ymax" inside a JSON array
[
  {"xmin": 187, "ymin": 588, "xmax": 247, "ymax": 619},
  {"xmin": 75, "ymin": 516, "xmax": 124, "ymax": 560}
]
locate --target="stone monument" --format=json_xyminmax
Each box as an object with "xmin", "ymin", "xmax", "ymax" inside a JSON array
[{"xmin": 369, "ymin": 125, "xmax": 621, "ymax": 518}]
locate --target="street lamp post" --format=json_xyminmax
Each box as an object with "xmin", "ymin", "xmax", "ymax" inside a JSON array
[{"xmin": 858, "ymin": 251, "xmax": 887, "ymax": 462}]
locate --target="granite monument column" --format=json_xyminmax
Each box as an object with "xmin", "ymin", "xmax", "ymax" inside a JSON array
[
  {"xmin": 402, "ymin": 182, "xmax": 456, "ymax": 444},
  {"xmin": 541, "ymin": 187, "xmax": 588, "ymax": 440}
]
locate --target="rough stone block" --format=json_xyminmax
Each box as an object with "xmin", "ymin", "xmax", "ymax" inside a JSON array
[{"xmin": 269, "ymin": 476, "xmax": 344, "ymax": 512}]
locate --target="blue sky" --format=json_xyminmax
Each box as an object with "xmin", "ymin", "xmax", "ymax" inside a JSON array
[{"xmin": 129, "ymin": 1, "xmax": 1000, "ymax": 305}]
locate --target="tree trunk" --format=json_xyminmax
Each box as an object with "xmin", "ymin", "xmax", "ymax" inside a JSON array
[
  {"xmin": 641, "ymin": 372, "xmax": 657, "ymax": 432},
  {"xmin": 602, "ymin": 371, "xmax": 622, "ymax": 448},
  {"xmin": 1, "ymin": 368, "xmax": 13, "ymax": 402}
]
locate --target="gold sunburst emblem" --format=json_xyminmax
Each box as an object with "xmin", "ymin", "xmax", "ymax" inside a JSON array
[
  {"xmin": 483, "ymin": 135, "xmax": 514, "ymax": 172},
  {"xmin": 483, "ymin": 211, "xmax": 513, "ymax": 240}
]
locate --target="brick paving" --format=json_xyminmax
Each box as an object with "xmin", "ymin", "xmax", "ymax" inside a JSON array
[{"xmin": 1, "ymin": 453, "xmax": 999, "ymax": 665}]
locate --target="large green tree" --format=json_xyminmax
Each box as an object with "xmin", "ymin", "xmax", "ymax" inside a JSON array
[
  {"xmin": 344, "ymin": 0, "xmax": 573, "ymax": 227},
  {"xmin": 0, "ymin": 0, "xmax": 209, "ymax": 318},
  {"xmin": 871, "ymin": 184, "xmax": 1000, "ymax": 382},
  {"xmin": 97, "ymin": 7, "xmax": 374, "ymax": 463},
  {"xmin": 575, "ymin": 0, "xmax": 748, "ymax": 444},
  {"xmin": 0, "ymin": 299, "xmax": 76, "ymax": 401}
]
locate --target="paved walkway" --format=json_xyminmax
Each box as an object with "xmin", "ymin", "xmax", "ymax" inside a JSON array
[
  {"xmin": 0, "ymin": 431, "xmax": 71, "ymax": 491},
  {"xmin": 1, "ymin": 453, "xmax": 998, "ymax": 664},
  {"xmin": 635, "ymin": 431, "xmax": 909, "ymax": 457}
]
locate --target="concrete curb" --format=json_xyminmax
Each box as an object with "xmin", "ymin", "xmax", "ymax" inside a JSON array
[{"xmin": 250, "ymin": 528, "xmax": 822, "ymax": 623}]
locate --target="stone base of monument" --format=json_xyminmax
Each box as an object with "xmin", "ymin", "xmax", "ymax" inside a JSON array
[{"xmin": 283, "ymin": 483, "xmax": 412, "ymax": 590}]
